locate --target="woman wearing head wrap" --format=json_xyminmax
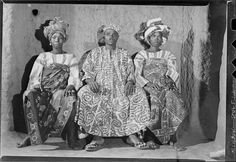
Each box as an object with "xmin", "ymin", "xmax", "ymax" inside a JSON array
[
  {"xmin": 76, "ymin": 24, "xmax": 151, "ymax": 151},
  {"xmin": 17, "ymin": 17, "xmax": 81, "ymax": 149},
  {"xmin": 134, "ymin": 18, "xmax": 188, "ymax": 151}
]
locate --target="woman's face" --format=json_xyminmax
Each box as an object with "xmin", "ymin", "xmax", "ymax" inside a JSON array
[
  {"xmin": 50, "ymin": 32, "xmax": 65, "ymax": 48},
  {"xmin": 148, "ymin": 30, "xmax": 163, "ymax": 48},
  {"xmin": 104, "ymin": 29, "xmax": 119, "ymax": 46}
]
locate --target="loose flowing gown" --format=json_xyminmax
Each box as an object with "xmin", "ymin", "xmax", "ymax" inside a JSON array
[
  {"xmin": 23, "ymin": 52, "xmax": 80, "ymax": 145},
  {"xmin": 134, "ymin": 50, "xmax": 188, "ymax": 144},
  {"xmin": 76, "ymin": 46, "xmax": 150, "ymax": 137}
]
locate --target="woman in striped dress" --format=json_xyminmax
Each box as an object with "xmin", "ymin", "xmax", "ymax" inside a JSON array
[{"xmin": 134, "ymin": 18, "xmax": 188, "ymax": 151}]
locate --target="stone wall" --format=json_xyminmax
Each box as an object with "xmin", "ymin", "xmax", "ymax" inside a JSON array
[{"xmin": 2, "ymin": 3, "xmax": 225, "ymax": 146}]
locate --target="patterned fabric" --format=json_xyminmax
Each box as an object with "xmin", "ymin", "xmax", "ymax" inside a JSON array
[
  {"xmin": 134, "ymin": 50, "xmax": 188, "ymax": 144},
  {"xmin": 43, "ymin": 17, "xmax": 69, "ymax": 41},
  {"xmin": 134, "ymin": 18, "xmax": 171, "ymax": 47},
  {"xmin": 23, "ymin": 55, "xmax": 78, "ymax": 145},
  {"xmin": 103, "ymin": 24, "xmax": 121, "ymax": 34},
  {"xmin": 76, "ymin": 46, "xmax": 150, "ymax": 137},
  {"xmin": 41, "ymin": 63, "xmax": 70, "ymax": 93},
  {"xmin": 24, "ymin": 52, "xmax": 80, "ymax": 95}
]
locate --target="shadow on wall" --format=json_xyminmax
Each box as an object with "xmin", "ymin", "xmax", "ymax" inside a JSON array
[
  {"xmin": 12, "ymin": 19, "xmax": 52, "ymax": 133},
  {"xmin": 35, "ymin": 19, "xmax": 53, "ymax": 52},
  {"xmin": 178, "ymin": 28, "xmax": 215, "ymax": 146},
  {"xmin": 199, "ymin": 1, "xmax": 226, "ymax": 141},
  {"xmin": 178, "ymin": 1, "xmax": 226, "ymax": 146},
  {"xmin": 178, "ymin": 28, "xmax": 210, "ymax": 146}
]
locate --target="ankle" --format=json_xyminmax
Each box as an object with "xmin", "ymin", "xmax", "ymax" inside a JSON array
[
  {"xmin": 129, "ymin": 134, "xmax": 142, "ymax": 143},
  {"xmin": 92, "ymin": 136, "xmax": 104, "ymax": 143}
]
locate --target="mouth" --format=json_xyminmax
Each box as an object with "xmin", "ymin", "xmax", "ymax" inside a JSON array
[
  {"xmin": 107, "ymin": 40, "xmax": 115, "ymax": 43},
  {"xmin": 153, "ymin": 41, "xmax": 161, "ymax": 44}
]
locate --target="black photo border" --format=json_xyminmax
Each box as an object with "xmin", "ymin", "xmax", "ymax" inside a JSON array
[{"xmin": 0, "ymin": 0, "xmax": 234, "ymax": 161}]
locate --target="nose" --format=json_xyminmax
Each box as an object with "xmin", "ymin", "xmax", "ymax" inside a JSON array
[{"xmin": 107, "ymin": 35, "xmax": 113, "ymax": 39}]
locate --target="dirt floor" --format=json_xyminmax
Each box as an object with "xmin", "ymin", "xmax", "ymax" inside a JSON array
[{"xmin": 0, "ymin": 131, "xmax": 225, "ymax": 162}]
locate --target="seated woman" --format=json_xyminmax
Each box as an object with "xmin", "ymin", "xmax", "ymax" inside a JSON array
[
  {"xmin": 134, "ymin": 18, "xmax": 188, "ymax": 151},
  {"xmin": 76, "ymin": 24, "xmax": 151, "ymax": 151},
  {"xmin": 17, "ymin": 17, "xmax": 81, "ymax": 149}
]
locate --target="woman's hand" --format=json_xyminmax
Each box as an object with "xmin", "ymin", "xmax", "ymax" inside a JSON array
[
  {"xmin": 65, "ymin": 85, "xmax": 76, "ymax": 97},
  {"xmin": 125, "ymin": 80, "xmax": 135, "ymax": 96},
  {"xmin": 33, "ymin": 84, "xmax": 41, "ymax": 92},
  {"xmin": 165, "ymin": 76, "xmax": 177, "ymax": 90},
  {"xmin": 79, "ymin": 70, "xmax": 85, "ymax": 80},
  {"xmin": 86, "ymin": 79, "xmax": 100, "ymax": 93}
]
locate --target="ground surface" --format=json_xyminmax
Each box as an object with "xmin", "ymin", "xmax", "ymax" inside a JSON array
[{"xmin": 0, "ymin": 131, "xmax": 225, "ymax": 162}]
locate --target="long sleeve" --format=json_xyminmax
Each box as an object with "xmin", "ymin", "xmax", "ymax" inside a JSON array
[
  {"xmin": 78, "ymin": 50, "xmax": 91, "ymax": 81},
  {"xmin": 27, "ymin": 53, "xmax": 44, "ymax": 91},
  {"xmin": 134, "ymin": 53, "xmax": 149, "ymax": 87},
  {"xmin": 23, "ymin": 53, "xmax": 44, "ymax": 99},
  {"xmin": 81, "ymin": 50, "xmax": 97, "ymax": 81},
  {"xmin": 68, "ymin": 56, "xmax": 82, "ymax": 90},
  {"xmin": 127, "ymin": 56, "xmax": 135, "ymax": 82},
  {"xmin": 165, "ymin": 51, "xmax": 179, "ymax": 83}
]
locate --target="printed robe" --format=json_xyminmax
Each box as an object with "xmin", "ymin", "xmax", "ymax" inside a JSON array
[
  {"xmin": 134, "ymin": 50, "xmax": 188, "ymax": 144},
  {"xmin": 76, "ymin": 46, "xmax": 150, "ymax": 137},
  {"xmin": 23, "ymin": 52, "xmax": 80, "ymax": 145}
]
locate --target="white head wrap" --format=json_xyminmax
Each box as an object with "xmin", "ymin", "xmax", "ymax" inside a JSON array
[
  {"xmin": 144, "ymin": 18, "xmax": 171, "ymax": 45},
  {"xmin": 146, "ymin": 18, "xmax": 162, "ymax": 27}
]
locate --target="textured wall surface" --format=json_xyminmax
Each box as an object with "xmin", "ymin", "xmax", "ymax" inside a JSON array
[{"xmin": 2, "ymin": 4, "xmax": 225, "ymax": 146}]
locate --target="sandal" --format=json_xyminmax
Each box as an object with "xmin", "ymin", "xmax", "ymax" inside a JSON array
[
  {"xmin": 85, "ymin": 142, "xmax": 103, "ymax": 152},
  {"xmin": 146, "ymin": 140, "xmax": 160, "ymax": 150},
  {"xmin": 126, "ymin": 135, "xmax": 149, "ymax": 150},
  {"xmin": 85, "ymin": 138, "xmax": 104, "ymax": 152},
  {"xmin": 173, "ymin": 143, "xmax": 187, "ymax": 151},
  {"xmin": 132, "ymin": 141, "xmax": 149, "ymax": 150}
]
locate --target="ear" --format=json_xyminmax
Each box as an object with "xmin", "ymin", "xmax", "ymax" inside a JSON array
[
  {"xmin": 63, "ymin": 36, "xmax": 67, "ymax": 43},
  {"xmin": 115, "ymin": 32, "xmax": 119, "ymax": 39}
]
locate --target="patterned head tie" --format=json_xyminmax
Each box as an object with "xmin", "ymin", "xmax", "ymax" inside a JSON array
[
  {"xmin": 103, "ymin": 24, "xmax": 121, "ymax": 34},
  {"xmin": 43, "ymin": 17, "xmax": 69, "ymax": 42},
  {"xmin": 135, "ymin": 18, "xmax": 171, "ymax": 47},
  {"xmin": 97, "ymin": 24, "xmax": 120, "ymax": 46}
]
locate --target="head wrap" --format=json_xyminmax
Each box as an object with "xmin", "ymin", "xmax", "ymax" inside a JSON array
[
  {"xmin": 146, "ymin": 18, "xmax": 162, "ymax": 27},
  {"xmin": 43, "ymin": 17, "xmax": 69, "ymax": 42},
  {"xmin": 135, "ymin": 18, "xmax": 171, "ymax": 46},
  {"xmin": 103, "ymin": 24, "xmax": 121, "ymax": 34},
  {"xmin": 97, "ymin": 24, "xmax": 120, "ymax": 46}
]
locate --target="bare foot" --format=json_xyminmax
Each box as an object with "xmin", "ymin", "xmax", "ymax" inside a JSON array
[
  {"xmin": 173, "ymin": 143, "xmax": 187, "ymax": 151},
  {"xmin": 85, "ymin": 136, "xmax": 104, "ymax": 151},
  {"xmin": 127, "ymin": 134, "xmax": 149, "ymax": 150},
  {"xmin": 17, "ymin": 136, "xmax": 31, "ymax": 148},
  {"xmin": 146, "ymin": 140, "xmax": 160, "ymax": 150}
]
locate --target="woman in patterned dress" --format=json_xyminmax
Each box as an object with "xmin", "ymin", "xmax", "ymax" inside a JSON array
[
  {"xmin": 76, "ymin": 24, "xmax": 151, "ymax": 151},
  {"xmin": 17, "ymin": 17, "xmax": 81, "ymax": 149},
  {"xmin": 134, "ymin": 18, "xmax": 188, "ymax": 151}
]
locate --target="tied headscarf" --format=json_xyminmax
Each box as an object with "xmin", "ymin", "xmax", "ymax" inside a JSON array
[
  {"xmin": 43, "ymin": 17, "xmax": 69, "ymax": 42},
  {"xmin": 97, "ymin": 24, "xmax": 121, "ymax": 46},
  {"xmin": 103, "ymin": 24, "xmax": 121, "ymax": 34},
  {"xmin": 135, "ymin": 18, "xmax": 171, "ymax": 47}
]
